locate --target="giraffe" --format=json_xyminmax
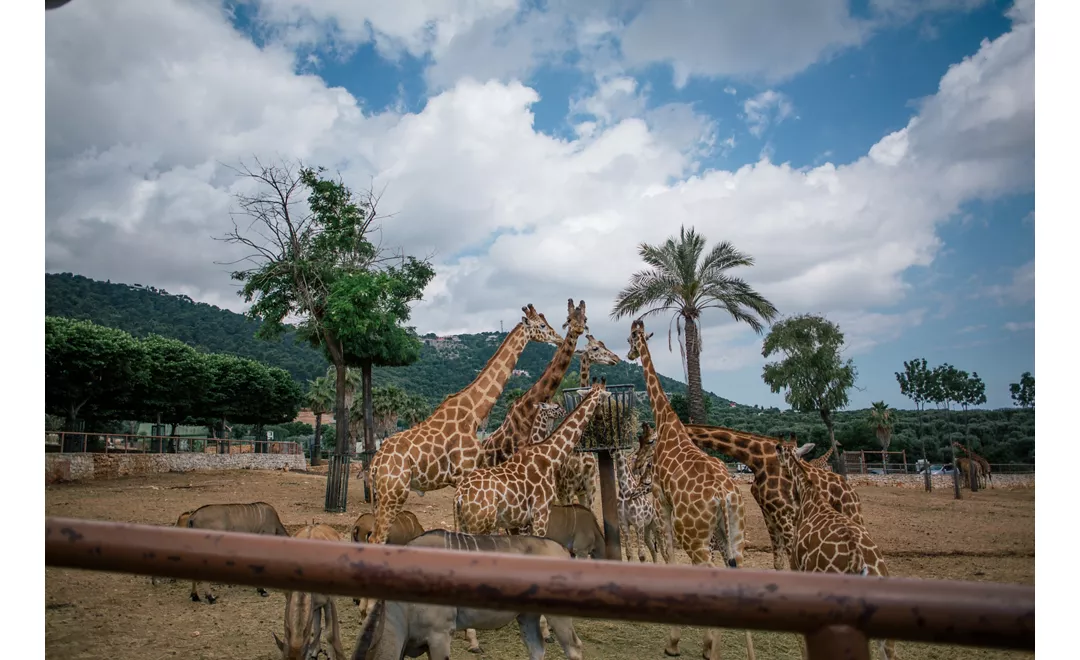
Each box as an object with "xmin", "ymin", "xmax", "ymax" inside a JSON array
[
  {"xmin": 481, "ymin": 299, "xmax": 589, "ymax": 466},
  {"xmin": 614, "ymin": 449, "xmax": 669, "ymax": 564},
  {"xmin": 526, "ymin": 402, "xmax": 566, "ymax": 444},
  {"xmin": 453, "ymin": 378, "xmax": 612, "ymax": 537},
  {"xmin": 554, "ymin": 334, "xmax": 622, "ymax": 508},
  {"xmin": 681, "ymin": 425, "xmax": 862, "ymax": 572},
  {"xmin": 954, "ymin": 441, "xmax": 992, "ymax": 489},
  {"xmin": 776, "ymin": 442, "xmax": 896, "ymax": 660},
  {"xmin": 807, "ymin": 444, "xmax": 835, "ymax": 472},
  {"xmin": 626, "ymin": 319, "xmax": 754, "ymax": 660},
  {"xmin": 366, "ymin": 304, "xmax": 564, "ymax": 547}
]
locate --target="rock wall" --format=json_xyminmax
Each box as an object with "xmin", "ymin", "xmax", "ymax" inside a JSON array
[
  {"xmin": 728, "ymin": 471, "xmax": 1034, "ymax": 490},
  {"xmin": 45, "ymin": 452, "xmax": 307, "ymax": 484}
]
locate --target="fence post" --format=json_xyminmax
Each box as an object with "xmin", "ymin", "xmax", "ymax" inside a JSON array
[
  {"xmin": 805, "ymin": 625, "xmax": 870, "ymax": 660},
  {"xmin": 324, "ymin": 453, "xmax": 351, "ymax": 513}
]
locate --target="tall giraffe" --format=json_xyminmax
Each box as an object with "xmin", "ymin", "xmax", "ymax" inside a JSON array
[
  {"xmin": 627, "ymin": 319, "xmax": 754, "ymax": 660},
  {"xmin": 953, "ymin": 441, "xmax": 992, "ymax": 489},
  {"xmin": 366, "ymin": 304, "xmax": 564, "ymax": 546},
  {"xmin": 807, "ymin": 444, "xmax": 835, "ymax": 472},
  {"xmin": 776, "ymin": 442, "xmax": 896, "ymax": 660},
  {"xmin": 681, "ymin": 425, "xmax": 863, "ymax": 571},
  {"xmin": 614, "ymin": 449, "xmax": 668, "ymax": 564},
  {"xmin": 482, "ymin": 299, "xmax": 589, "ymax": 466},
  {"xmin": 554, "ymin": 334, "xmax": 621, "ymax": 508},
  {"xmin": 454, "ymin": 378, "xmax": 612, "ymax": 537}
]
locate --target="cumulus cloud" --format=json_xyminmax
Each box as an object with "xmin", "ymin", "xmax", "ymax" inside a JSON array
[
  {"xmin": 742, "ymin": 91, "xmax": 795, "ymax": 137},
  {"xmin": 45, "ymin": 0, "xmax": 1034, "ymax": 386},
  {"xmin": 1003, "ymin": 320, "xmax": 1035, "ymax": 332}
]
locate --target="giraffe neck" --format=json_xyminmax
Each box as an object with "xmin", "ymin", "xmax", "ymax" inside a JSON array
[
  {"xmin": 500, "ymin": 327, "xmax": 584, "ymax": 440},
  {"xmin": 579, "ymin": 355, "xmax": 591, "ymax": 388},
  {"xmin": 636, "ymin": 336, "xmax": 683, "ymax": 436},
  {"xmin": 793, "ymin": 463, "xmax": 830, "ymax": 515},
  {"xmin": 527, "ymin": 413, "xmax": 552, "ymax": 445},
  {"xmin": 684, "ymin": 424, "xmax": 773, "ymax": 468},
  {"xmin": 614, "ymin": 452, "xmax": 635, "ymax": 491},
  {"xmin": 452, "ymin": 323, "xmax": 530, "ymax": 423},
  {"xmin": 532, "ymin": 390, "xmax": 605, "ymax": 464}
]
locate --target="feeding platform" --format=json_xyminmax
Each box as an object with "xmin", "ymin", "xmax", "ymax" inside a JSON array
[{"xmin": 560, "ymin": 383, "xmax": 639, "ymax": 452}]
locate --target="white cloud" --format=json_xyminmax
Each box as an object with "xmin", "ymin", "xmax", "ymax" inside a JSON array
[
  {"xmin": 977, "ymin": 260, "xmax": 1035, "ymax": 306},
  {"xmin": 724, "ymin": 86, "xmax": 738, "ymax": 96},
  {"xmin": 1003, "ymin": 320, "xmax": 1035, "ymax": 332},
  {"xmin": 957, "ymin": 324, "xmax": 987, "ymax": 334},
  {"xmin": 45, "ymin": 0, "xmax": 1034, "ymax": 389},
  {"xmin": 743, "ymin": 90, "xmax": 795, "ymax": 137}
]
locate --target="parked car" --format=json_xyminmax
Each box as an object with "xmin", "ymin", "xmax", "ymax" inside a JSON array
[
  {"xmin": 931, "ymin": 464, "xmax": 953, "ymax": 475},
  {"xmin": 866, "ymin": 468, "xmax": 884, "ymax": 475}
]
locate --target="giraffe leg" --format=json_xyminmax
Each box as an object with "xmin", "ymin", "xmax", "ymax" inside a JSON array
[
  {"xmin": 466, "ymin": 627, "xmax": 483, "ymax": 654},
  {"xmin": 531, "ymin": 506, "xmax": 551, "ymax": 538},
  {"xmin": 621, "ymin": 517, "xmax": 633, "ymax": 562}
]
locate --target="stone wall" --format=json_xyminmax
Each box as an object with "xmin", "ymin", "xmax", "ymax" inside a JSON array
[
  {"xmin": 45, "ymin": 452, "xmax": 307, "ymax": 484},
  {"xmin": 728, "ymin": 471, "xmax": 1034, "ymax": 490}
]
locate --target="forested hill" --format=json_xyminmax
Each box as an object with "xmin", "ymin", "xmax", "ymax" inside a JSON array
[{"xmin": 44, "ymin": 272, "xmax": 734, "ymax": 409}]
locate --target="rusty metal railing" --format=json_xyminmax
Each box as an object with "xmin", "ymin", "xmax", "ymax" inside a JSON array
[{"xmin": 45, "ymin": 517, "xmax": 1034, "ymax": 659}]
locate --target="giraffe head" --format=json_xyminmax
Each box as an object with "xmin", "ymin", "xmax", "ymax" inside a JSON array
[
  {"xmin": 638, "ymin": 421, "xmax": 655, "ymax": 448},
  {"xmin": 584, "ymin": 376, "xmax": 613, "ymax": 404},
  {"xmin": 776, "ymin": 441, "xmax": 815, "ymax": 506},
  {"xmin": 528, "ymin": 401, "xmax": 567, "ymax": 443},
  {"xmin": 520, "ymin": 304, "xmax": 564, "ymax": 345},
  {"xmin": 561, "ymin": 298, "xmax": 589, "ymax": 337},
  {"xmin": 577, "ymin": 334, "xmax": 620, "ymax": 366},
  {"xmin": 625, "ymin": 318, "xmax": 654, "ymax": 361}
]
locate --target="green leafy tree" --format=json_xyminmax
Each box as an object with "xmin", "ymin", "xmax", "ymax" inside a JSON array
[
  {"xmin": 305, "ymin": 376, "xmax": 334, "ymax": 465},
  {"xmin": 928, "ymin": 363, "xmax": 968, "ymax": 498},
  {"xmin": 1009, "ymin": 372, "xmax": 1035, "ymax": 409},
  {"xmin": 327, "ymin": 263, "xmax": 435, "ymax": 452},
  {"xmin": 867, "ymin": 401, "xmax": 894, "ymax": 474},
  {"xmin": 611, "ymin": 225, "xmax": 778, "ymax": 424},
  {"xmin": 670, "ymin": 392, "xmax": 713, "ymax": 425},
  {"xmin": 222, "ymin": 159, "xmax": 433, "ymax": 457},
  {"xmin": 400, "ymin": 393, "xmax": 431, "ymax": 429},
  {"xmin": 134, "ymin": 334, "xmax": 211, "ymax": 450},
  {"xmin": 761, "ymin": 314, "xmax": 857, "ymax": 475},
  {"xmin": 45, "ymin": 317, "xmax": 150, "ymax": 449},
  {"xmin": 895, "ymin": 357, "xmax": 935, "ymax": 489},
  {"xmin": 960, "ymin": 371, "xmax": 987, "ymax": 444}
]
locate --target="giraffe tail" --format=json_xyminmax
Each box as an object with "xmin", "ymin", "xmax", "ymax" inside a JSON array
[{"xmin": 717, "ymin": 490, "xmax": 746, "ymax": 569}]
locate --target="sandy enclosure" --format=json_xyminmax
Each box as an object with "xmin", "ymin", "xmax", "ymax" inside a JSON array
[{"xmin": 45, "ymin": 469, "xmax": 1034, "ymax": 660}]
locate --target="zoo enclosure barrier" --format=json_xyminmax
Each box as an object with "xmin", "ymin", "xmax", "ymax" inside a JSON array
[
  {"xmin": 44, "ymin": 517, "xmax": 1035, "ymax": 660},
  {"xmin": 44, "ymin": 431, "xmax": 302, "ymax": 456}
]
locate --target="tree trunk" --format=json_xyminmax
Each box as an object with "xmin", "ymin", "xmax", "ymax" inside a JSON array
[
  {"xmin": 917, "ymin": 403, "xmax": 931, "ymax": 492},
  {"xmin": 362, "ymin": 361, "xmax": 376, "ymax": 454},
  {"xmin": 311, "ymin": 413, "xmax": 323, "ymax": 467},
  {"xmin": 947, "ymin": 407, "xmax": 961, "ymax": 500},
  {"xmin": 820, "ymin": 408, "xmax": 845, "ymax": 478},
  {"xmin": 334, "ymin": 360, "xmax": 349, "ymax": 455},
  {"xmin": 683, "ymin": 316, "xmax": 707, "ymax": 425}
]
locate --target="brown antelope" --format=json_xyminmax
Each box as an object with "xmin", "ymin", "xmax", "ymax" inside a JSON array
[{"xmin": 184, "ymin": 501, "xmax": 289, "ymax": 603}]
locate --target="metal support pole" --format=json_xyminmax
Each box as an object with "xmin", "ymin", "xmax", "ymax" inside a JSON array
[
  {"xmin": 597, "ymin": 449, "xmax": 622, "ymax": 561},
  {"xmin": 805, "ymin": 625, "xmax": 871, "ymax": 660}
]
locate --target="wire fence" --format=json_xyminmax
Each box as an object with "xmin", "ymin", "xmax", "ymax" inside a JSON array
[{"xmin": 44, "ymin": 431, "xmax": 302, "ymax": 456}]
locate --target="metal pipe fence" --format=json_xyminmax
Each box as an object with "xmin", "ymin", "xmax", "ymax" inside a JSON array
[
  {"xmin": 45, "ymin": 517, "xmax": 1034, "ymax": 659},
  {"xmin": 44, "ymin": 431, "xmax": 302, "ymax": 456}
]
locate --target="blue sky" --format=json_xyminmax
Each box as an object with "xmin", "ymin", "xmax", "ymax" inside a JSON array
[{"xmin": 44, "ymin": 0, "xmax": 1035, "ymax": 411}]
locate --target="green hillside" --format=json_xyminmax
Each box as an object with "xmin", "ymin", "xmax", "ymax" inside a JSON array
[
  {"xmin": 44, "ymin": 271, "xmax": 734, "ymax": 408},
  {"xmin": 45, "ymin": 273, "xmax": 1035, "ymax": 464}
]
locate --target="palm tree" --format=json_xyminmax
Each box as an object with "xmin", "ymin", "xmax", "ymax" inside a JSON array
[
  {"xmin": 868, "ymin": 401, "xmax": 894, "ymax": 474},
  {"xmin": 305, "ymin": 376, "xmax": 335, "ymax": 467},
  {"xmin": 611, "ymin": 225, "xmax": 779, "ymax": 423}
]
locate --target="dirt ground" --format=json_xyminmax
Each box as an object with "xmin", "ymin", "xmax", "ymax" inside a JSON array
[{"xmin": 45, "ymin": 469, "xmax": 1034, "ymax": 660}]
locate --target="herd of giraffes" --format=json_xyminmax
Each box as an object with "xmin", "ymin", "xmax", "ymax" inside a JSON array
[{"xmin": 361, "ymin": 300, "xmax": 897, "ymax": 660}]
